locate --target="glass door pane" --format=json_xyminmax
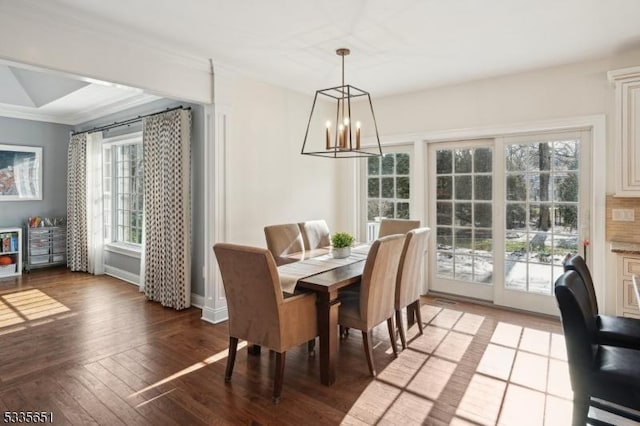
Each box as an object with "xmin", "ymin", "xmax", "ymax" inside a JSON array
[
  {"xmin": 435, "ymin": 147, "xmax": 493, "ymax": 284},
  {"xmin": 504, "ymin": 139, "xmax": 580, "ymax": 295}
]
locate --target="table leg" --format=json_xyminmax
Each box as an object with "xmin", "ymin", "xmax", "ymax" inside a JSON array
[{"xmin": 317, "ymin": 291, "xmax": 340, "ymax": 386}]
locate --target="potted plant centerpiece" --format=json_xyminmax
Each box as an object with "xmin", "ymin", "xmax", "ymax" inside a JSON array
[{"xmin": 331, "ymin": 232, "xmax": 355, "ymax": 259}]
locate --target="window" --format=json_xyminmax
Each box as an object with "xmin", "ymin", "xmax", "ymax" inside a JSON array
[
  {"xmin": 103, "ymin": 135, "xmax": 144, "ymax": 246},
  {"xmin": 364, "ymin": 151, "xmax": 411, "ymax": 241},
  {"xmin": 366, "ymin": 152, "xmax": 411, "ymax": 221}
]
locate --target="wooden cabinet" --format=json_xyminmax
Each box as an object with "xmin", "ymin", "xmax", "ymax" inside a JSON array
[
  {"xmin": 25, "ymin": 225, "xmax": 67, "ymax": 271},
  {"xmin": 0, "ymin": 227, "xmax": 22, "ymax": 278},
  {"xmin": 608, "ymin": 66, "xmax": 640, "ymax": 197},
  {"xmin": 616, "ymin": 253, "xmax": 640, "ymax": 318}
]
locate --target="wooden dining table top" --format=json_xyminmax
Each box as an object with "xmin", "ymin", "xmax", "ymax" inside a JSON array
[
  {"xmin": 278, "ymin": 244, "xmax": 370, "ymax": 293},
  {"xmin": 295, "ymin": 260, "xmax": 365, "ymax": 293}
]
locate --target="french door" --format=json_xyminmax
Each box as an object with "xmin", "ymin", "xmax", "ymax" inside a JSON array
[{"xmin": 428, "ymin": 131, "xmax": 590, "ymax": 315}]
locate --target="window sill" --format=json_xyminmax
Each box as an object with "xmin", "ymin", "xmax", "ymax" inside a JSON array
[{"xmin": 105, "ymin": 242, "xmax": 142, "ymax": 259}]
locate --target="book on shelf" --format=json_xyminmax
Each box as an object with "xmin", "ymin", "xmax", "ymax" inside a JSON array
[{"xmin": 1, "ymin": 235, "xmax": 10, "ymax": 252}]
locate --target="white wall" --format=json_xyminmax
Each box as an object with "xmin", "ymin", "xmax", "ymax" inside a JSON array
[
  {"xmin": 0, "ymin": 1, "xmax": 211, "ymax": 104},
  {"xmin": 367, "ymin": 47, "xmax": 640, "ymax": 315},
  {"xmin": 226, "ymin": 75, "xmax": 344, "ymax": 246}
]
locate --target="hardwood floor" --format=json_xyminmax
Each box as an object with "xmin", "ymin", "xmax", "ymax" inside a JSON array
[{"xmin": 0, "ymin": 268, "xmax": 628, "ymax": 425}]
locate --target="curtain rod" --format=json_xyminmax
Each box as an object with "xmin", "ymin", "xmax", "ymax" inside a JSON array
[{"xmin": 70, "ymin": 105, "xmax": 191, "ymax": 136}]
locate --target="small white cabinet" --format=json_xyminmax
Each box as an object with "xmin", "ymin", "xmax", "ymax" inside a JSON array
[
  {"xmin": 608, "ymin": 66, "xmax": 640, "ymax": 197},
  {"xmin": 0, "ymin": 227, "xmax": 22, "ymax": 278}
]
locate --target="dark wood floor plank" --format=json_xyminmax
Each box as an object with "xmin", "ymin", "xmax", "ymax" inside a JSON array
[
  {"xmin": 0, "ymin": 268, "xmax": 567, "ymax": 425},
  {"xmin": 84, "ymin": 362, "xmax": 184, "ymax": 425},
  {"xmin": 0, "ymin": 388, "xmax": 28, "ymax": 411},
  {"xmin": 67, "ymin": 365, "xmax": 165, "ymax": 426},
  {"xmin": 17, "ymin": 378, "xmax": 72, "ymax": 425},
  {"xmin": 53, "ymin": 369, "xmax": 126, "ymax": 426}
]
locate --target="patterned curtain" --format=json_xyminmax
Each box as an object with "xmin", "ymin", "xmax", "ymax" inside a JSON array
[
  {"xmin": 67, "ymin": 133, "xmax": 88, "ymax": 272},
  {"xmin": 142, "ymin": 109, "xmax": 192, "ymax": 310}
]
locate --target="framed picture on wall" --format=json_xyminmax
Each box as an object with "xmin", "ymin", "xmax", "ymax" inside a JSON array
[{"xmin": 0, "ymin": 144, "xmax": 42, "ymax": 201}]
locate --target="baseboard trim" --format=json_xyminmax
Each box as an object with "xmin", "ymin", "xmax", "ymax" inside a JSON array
[
  {"xmin": 190, "ymin": 293, "xmax": 204, "ymax": 309},
  {"xmin": 104, "ymin": 265, "xmax": 140, "ymax": 286},
  {"xmin": 201, "ymin": 305, "xmax": 228, "ymax": 324}
]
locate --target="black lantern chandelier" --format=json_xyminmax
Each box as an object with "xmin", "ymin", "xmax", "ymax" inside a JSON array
[{"xmin": 301, "ymin": 48, "xmax": 382, "ymax": 158}]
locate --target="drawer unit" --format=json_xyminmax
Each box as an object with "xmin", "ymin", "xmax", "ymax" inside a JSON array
[{"xmin": 24, "ymin": 223, "xmax": 67, "ymax": 271}]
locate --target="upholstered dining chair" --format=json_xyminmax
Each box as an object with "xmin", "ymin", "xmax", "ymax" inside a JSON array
[
  {"xmin": 378, "ymin": 218, "xmax": 421, "ymax": 237},
  {"xmin": 395, "ymin": 227, "xmax": 430, "ymax": 350},
  {"xmin": 298, "ymin": 219, "xmax": 331, "ymax": 250},
  {"xmin": 264, "ymin": 223, "xmax": 305, "ymax": 266},
  {"xmin": 564, "ymin": 255, "xmax": 640, "ymax": 349},
  {"xmin": 554, "ymin": 270, "xmax": 640, "ymax": 424},
  {"xmin": 338, "ymin": 234, "xmax": 405, "ymax": 376},
  {"xmin": 213, "ymin": 243, "xmax": 318, "ymax": 403}
]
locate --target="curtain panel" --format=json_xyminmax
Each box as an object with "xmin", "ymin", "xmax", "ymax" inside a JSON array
[
  {"xmin": 86, "ymin": 132, "xmax": 104, "ymax": 275},
  {"xmin": 67, "ymin": 133, "xmax": 88, "ymax": 272},
  {"xmin": 142, "ymin": 109, "xmax": 192, "ymax": 310}
]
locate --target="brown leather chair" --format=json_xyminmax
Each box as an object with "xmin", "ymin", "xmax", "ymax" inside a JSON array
[
  {"xmin": 378, "ymin": 218, "xmax": 420, "ymax": 237},
  {"xmin": 338, "ymin": 234, "xmax": 405, "ymax": 376},
  {"xmin": 564, "ymin": 255, "xmax": 640, "ymax": 349},
  {"xmin": 395, "ymin": 227, "xmax": 430, "ymax": 350},
  {"xmin": 264, "ymin": 223, "xmax": 305, "ymax": 266},
  {"xmin": 554, "ymin": 270, "xmax": 640, "ymax": 424},
  {"xmin": 298, "ymin": 219, "xmax": 331, "ymax": 250},
  {"xmin": 213, "ymin": 243, "xmax": 318, "ymax": 403}
]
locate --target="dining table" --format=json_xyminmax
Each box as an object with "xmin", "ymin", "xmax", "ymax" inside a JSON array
[{"xmin": 278, "ymin": 245, "xmax": 370, "ymax": 386}]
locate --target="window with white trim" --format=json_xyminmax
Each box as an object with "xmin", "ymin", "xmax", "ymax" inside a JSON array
[
  {"xmin": 366, "ymin": 152, "xmax": 411, "ymax": 221},
  {"xmin": 365, "ymin": 151, "xmax": 411, "ymax": 241},
  {"xmin": 103, "ymin": 134, "xmax": 144, "ymax": 246}
]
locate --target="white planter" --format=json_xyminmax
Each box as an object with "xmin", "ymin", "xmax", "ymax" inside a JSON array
[{"xmin": 332, "ymin": 247, "xmax": 351, "ymax": 259}]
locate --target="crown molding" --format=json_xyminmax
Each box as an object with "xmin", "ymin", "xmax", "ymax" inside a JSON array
[
  {"xmin": 66, "ymin": 93, "xmax": 161, "ymax": 125},
  {"xmin": 0, "ymin": 106, "xmax": 74, "ymax": 125},
  {"xmin": 0, "ymin": 92, "xmax": 160, "ymax": 126}
]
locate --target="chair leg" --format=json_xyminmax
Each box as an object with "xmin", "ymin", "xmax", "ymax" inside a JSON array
[
  {"xmin": 340, "ymin": 326, "xmax": 350, "ymax": 337},
  {"xmin": 396, "ymin": 309, "xmax": 407, "ymax": 350},
  {"xmin": 387, "ymin": 317, "xmax": 398, "ymax": 357},
  {"xmin": 412, "ymin": 300, "xmax": 424, "ymax": 335},
  {"xmin": 225, "ymin": 336, "xmax": 239, "ymax": 383},
  {"xmin": 362, "ymin": 330, "xmax": 376, "ymax": 376},
  {"xmin": 273, "ymin": 351, "xmax": 286, "ymax": 404},
  {"xmin": 247, "ymin": 344, "xmax": 262, "ymax": 355},
  {"xmin": 572, "ymin": 393, "xmax": 589, "ymax": 426},
  {"xmin": 307, "ymin": 338, "xmax": 316, "ymax": 356}
]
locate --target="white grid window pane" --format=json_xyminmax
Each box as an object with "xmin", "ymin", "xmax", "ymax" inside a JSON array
[{"xmin": 103, "ymin": 140, "xmax": 144, "ymax": 245}]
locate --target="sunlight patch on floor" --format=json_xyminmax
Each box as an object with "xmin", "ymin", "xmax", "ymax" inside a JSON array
[
  {"xmin": 0, "ymin": 289, "xmax": 70, "ymax": 327},
  {"xmin": 456, "ymin": 373, "xmax": 506, "ymax": 426},
  {"xmin": 406, "ymin": 356, "xmax": 456, "ymax": 400},
  {"xmin": 433, "ymin": 331, "xmax": 473, "ymax": 362},
  {"xmin": 476, "ymin": 343, "xmax": 515, "ymax": 381},
  {"xmin": 499, "ymin": 384, "xmax": 546, "ymax": 426},
  {"xmin": 129, "ymin": 340, "xmax": 248, "ymax": 398},
  {"xmin": 510, "ymin": 351, "xmax": 548, "ymax": 392},
  {"xmin": 490, "ymin": 322, "xmax": 522, "ymax": 348},
  {"xmin": 342, "ymin": 305, "xmax": 582, "ymax": 425}
]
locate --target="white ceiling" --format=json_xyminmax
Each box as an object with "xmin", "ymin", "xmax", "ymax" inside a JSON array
[
  {"xmin": 0, "ymin": 61, "xmax": 160, "ymax": 125},
  {"xmin": 4, "ymin": 0, "xmax": 640, "ymax": 123}
]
